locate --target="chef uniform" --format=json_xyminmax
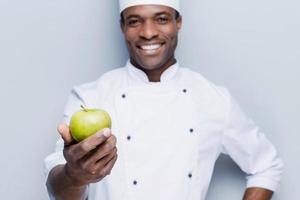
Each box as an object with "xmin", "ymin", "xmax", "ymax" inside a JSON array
[{"xmin": 44, "ymin": 1, "xmax": 283, "ymax": 200}]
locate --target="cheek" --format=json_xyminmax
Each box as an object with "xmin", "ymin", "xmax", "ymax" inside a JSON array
[
  {"xmin": 161, "ymin": 27, "xmax": 178, "ymax": 42},
  {"xmin": 124, "ymin": 30, "xmax": 137, "ymax": 45},
  {"xmin": 165, "ymin": 33, "xmax": 178, "ymax": 48}
]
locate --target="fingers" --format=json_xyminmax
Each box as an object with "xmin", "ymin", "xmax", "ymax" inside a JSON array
[
  {"xmin": 103, "ymin": 154, "xmax": 118, "ymax": 175},
  {"xmin": 70, "ymin": 128, "xmax": 112, "ymax": 159},
  {"xmin": 98, "ymin": 148, "xmax": 117, "ymax": 168},
  {"xmin": 82, "ymin": 135, "xmax": 117, "ymax": 166},
  {"xmin": 57, "ymin": 123, "xmax": 73, "ymax": 145},
  {"xmin": 87, "ymin": 148, "xmax": 117, "ymax": 175},
  {"xmin": 90, "ymin": 154, "xmax": 118, "ymax": 182}
]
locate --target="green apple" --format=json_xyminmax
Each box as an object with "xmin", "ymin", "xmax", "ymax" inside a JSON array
[{"xmin": 69, "ymin": 105, "xmax": 112, "ymax": 142}]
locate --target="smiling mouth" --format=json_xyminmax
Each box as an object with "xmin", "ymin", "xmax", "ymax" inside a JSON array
[{"xmin": 137, "ymin": 43, "xmax": 164, "ymax": 55}]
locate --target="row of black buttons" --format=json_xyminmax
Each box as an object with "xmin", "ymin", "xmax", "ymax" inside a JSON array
[
  {"xmin": 132, "ymin": 173, "xmax": 193, "ymax": 186},
  {"xmin": 126, "ymin": 128, "xmax": 194, "ymax": 141},
  {"xmin": 121, "ymin": 89, "xmax": 188, "ymax": 99},
  {"xmin": 122, "ymin": 88, "xmax": 191, "ymax": 186}
]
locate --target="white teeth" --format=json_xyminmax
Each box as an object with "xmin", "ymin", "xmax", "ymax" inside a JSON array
[{"xmin": 140, "ymin": 44, "xmax": 161, "ymax": 50}]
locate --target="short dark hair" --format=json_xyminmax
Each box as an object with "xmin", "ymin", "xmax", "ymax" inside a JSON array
[{"xmin": 120, "ymin": 10, "xmax": 180, "ymax": 24}]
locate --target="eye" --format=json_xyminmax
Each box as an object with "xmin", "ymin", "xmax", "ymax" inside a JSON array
[
  {"xmin": 126, "ymin": 19, "xmax": 140, "ymax": 26},
  {"xmin": 157, "ymin": 17, "xmax": 169, "ymax": 24}
]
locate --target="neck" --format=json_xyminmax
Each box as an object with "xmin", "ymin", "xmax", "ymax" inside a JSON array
[{"xmin": 131, "ymin": 57, "xmax": 177, "ymax": 82}]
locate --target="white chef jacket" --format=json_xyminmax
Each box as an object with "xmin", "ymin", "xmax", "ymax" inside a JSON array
[{"xmin": 44, "ymin": 60, "xmax": 283, "ymax": 200}]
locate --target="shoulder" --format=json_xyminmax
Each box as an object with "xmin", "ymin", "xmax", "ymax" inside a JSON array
[
  {"xmin": 179, "ymin": 67, "xmax": 231, "ymax": 102},
  {"xmin": 74, "ymin": 67, "xmax": 126, "ymax": 92},
  {"xmin": 70, "ymin": 67, "xmax": 126, "ymax": 107},
  {"xmin": 62, "ymin": 67, "xmax": 127, "ymax": 123}
]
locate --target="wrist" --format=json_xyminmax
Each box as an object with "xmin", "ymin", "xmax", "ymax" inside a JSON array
[
  {"xmin": 63, "ymin": 164, "xmax": 87, "ymax": 189},
  {"xmin": 243, "ymin": 187, "xmax": 273, "ymax": 200}
]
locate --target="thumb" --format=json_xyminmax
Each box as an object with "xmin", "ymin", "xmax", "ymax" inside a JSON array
[{"xmin": 57, "ymin": 123, "xmax": 74, "ymax": 146}]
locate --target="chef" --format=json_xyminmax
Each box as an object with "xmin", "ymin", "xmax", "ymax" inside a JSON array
[{"xmin": 44, "ymin": 0, "xmax": 284, "ymax": 199}]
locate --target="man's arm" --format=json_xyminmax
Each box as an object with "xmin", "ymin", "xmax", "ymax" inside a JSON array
[
  {"xmin": 46, "ymin": 165, "xmax": 88, "ymax": 200},
  {"xmin": 243, "ymin": 187, "xmax": 273, "ymax": 200},
  {"xmin": 220, "ymin": 89, "xmax": 283, "ymax": 197},
  {"xmin": 46, "ymin": 124, "xmax": 118, "ymax": 200}
]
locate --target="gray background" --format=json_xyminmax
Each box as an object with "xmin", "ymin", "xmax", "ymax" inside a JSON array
[{"xmin": 0, "ymin": 0, "xmax": 299, "ymax": 199}]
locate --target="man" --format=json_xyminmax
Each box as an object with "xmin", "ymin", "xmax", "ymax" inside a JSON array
[{"xmin": 45, "ymin": 0, "xmax": 283, "ymax": 199}]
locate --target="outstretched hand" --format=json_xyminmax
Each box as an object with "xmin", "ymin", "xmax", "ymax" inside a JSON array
[{"xmin": 57, "ymin": 123, "xmax": 118, "ymax": 187}]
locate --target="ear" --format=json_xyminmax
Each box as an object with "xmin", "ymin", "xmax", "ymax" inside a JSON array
[
  {"xmin": 120, "ymin": 11, "xmax": 126, "ymax": 33},
  {"xmin": 176, "ymin": 15, "xmax": 182, "ymax": 31},
  {"xmin": 120, "ymin": 19, "xmax": 125, "ymax": 33}
]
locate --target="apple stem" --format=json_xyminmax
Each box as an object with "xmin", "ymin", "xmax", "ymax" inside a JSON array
[{"xmin": 81, "ymin": 105, "xmax": 87, "ymax": 112}]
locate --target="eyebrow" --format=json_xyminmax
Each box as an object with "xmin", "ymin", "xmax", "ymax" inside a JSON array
[
  {"xmin": 125, "ymin": 11, "xmax": 173, "ymax": 21},
  {"xmin": 155, "ymin": 12, "xmax": 173, "ymax": 17},
  {"xmin": 125, "ymin": 14, "xmax": 141, "ymax": 21}
]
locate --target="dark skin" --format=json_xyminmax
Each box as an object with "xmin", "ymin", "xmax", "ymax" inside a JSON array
[
  {"xmin": 122, "ymin": 5, "xmax": 274, "ymax": 200},
  {"xmin": 46, "ymin": 5, "xmax": 274, "ymax": 200},
  {"xmin": 121, "ymin": 5, "xmax": 182, "ymax": 82},
  {"xmin": 243, "ymin": 187, "xmax": 273, "ymax": 200},
  {"xmin": 46, "ymin": 124, "xmax": 118, "ymax": 200}
]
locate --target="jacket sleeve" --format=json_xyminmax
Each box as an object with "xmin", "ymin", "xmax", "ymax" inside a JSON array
[
  {"xmin": 220, "ymin": 91, "xmax": 284, "ymax": 192},
  {"xmin": 43, "ymin": 87, "xmax": 85, "ymax": 180}
]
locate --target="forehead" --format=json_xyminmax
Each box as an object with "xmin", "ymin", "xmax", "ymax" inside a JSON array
[{"xmin": 122, "ymin": 5, "xmax": 176, "ymax": 18}]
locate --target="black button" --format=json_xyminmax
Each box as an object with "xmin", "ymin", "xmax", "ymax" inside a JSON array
[
  {"xmin": 183, "ymin": 89, "xmax": 187, "ymax": 93},
  {"xmin": 127, "ymin": 135, "xmax": 131, "ymax": 140},
  {"xmin": 133, "ymin": 180, "xmax": 137, "ymax": 185},
  {"xmin": 189, "ymin": 128, "xmax": 194, "ymax": 133},
  {"xmin": 188, "ymin": 173, "xmax": 192, "ymax": 178},
  {"xmin": 122, "ymin": 94, "xmax": 126, "ymax": 98}
]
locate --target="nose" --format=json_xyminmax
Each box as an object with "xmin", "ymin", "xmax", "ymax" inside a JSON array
[{"xmin": 139, "ymin": 20, "xmax": 158, "ymax": 40}]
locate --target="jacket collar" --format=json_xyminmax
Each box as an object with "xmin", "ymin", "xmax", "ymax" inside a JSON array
[{"xmin": 126, "ymin": 60, "xmax": 179, "ymax": 84}]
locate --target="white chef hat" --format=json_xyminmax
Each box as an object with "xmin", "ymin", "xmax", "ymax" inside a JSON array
[{"xmin": 119, "ymin": 0, "xmax": 180, "ymax": 13}]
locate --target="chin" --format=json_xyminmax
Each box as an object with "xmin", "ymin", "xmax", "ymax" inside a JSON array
[{"xmin": 137, "ymin": 58, "xmax": 165, "ymax": 71}]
